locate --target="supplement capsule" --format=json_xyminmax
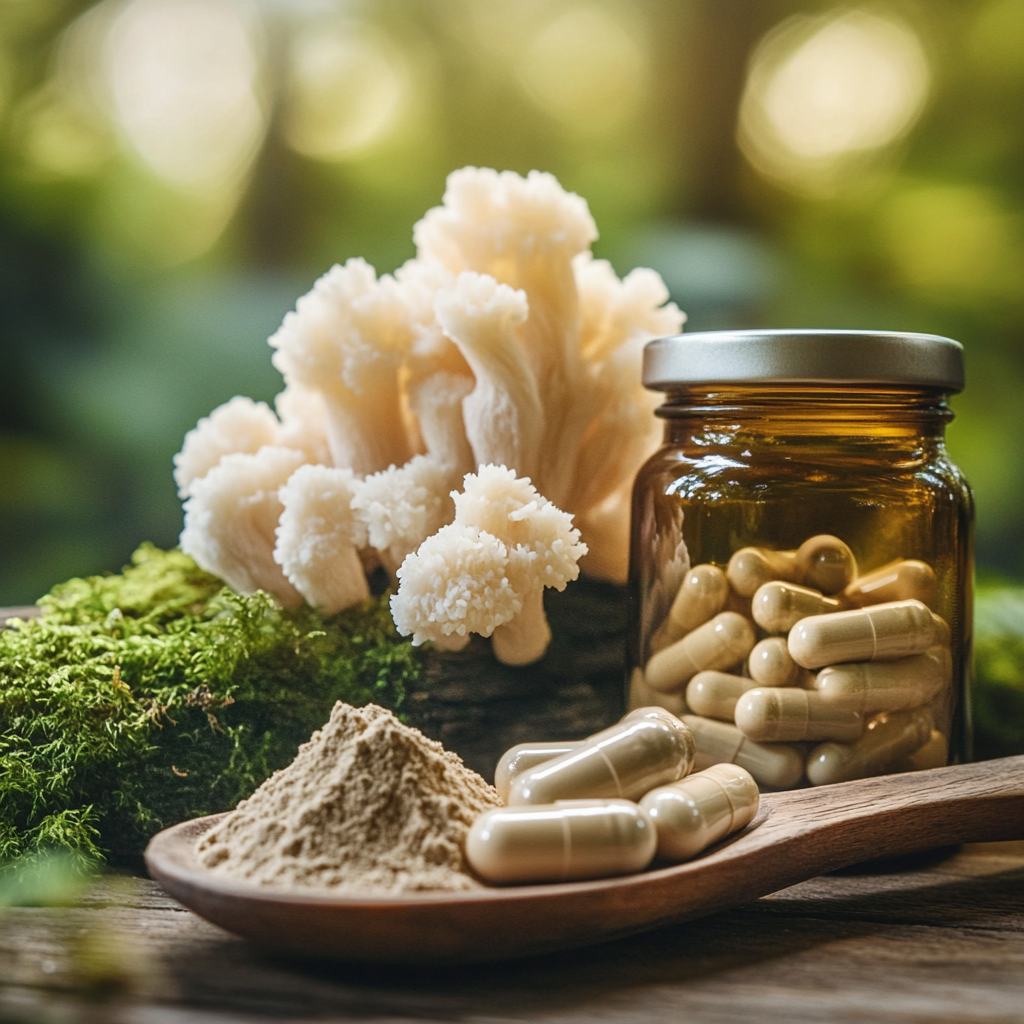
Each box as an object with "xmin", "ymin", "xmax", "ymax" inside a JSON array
[
  {"xmin": 806, "ymin": 706, "xmax": 934, "ymax": 786},
  {"xmin": 748, "ymin": 637, "xmax": 807, "ymax": 688},
  {"xmin": 788, "ymin": 599, "xmax": 936, "ymax": 670},
  {"xmin": 466, "ymin": 800, "xmax": 657, "ymax": 884},
  {"xmin": 751, "ymin": 581, "xmax": 841, "ymax": 634},
  {"xmin": 683, "ymin": 714, "xmax": 805, "ymax": 789},
  {"xmin": 734, "ymin": 687, "xmax": 863, "ymax": 743},
  {"xmin": 686, "ymin": 671, "xmax": 758, "ymax": 721},
  {"xmin": 900, "ymin": 729, "xmax": 948, "ymax": 771},
  {"xmin": 494, "ymin": 741, "xmax": 581, "ymax": 802},
  {"xmin": 645, "ymin": 612, "xmax": 756, "ymax": 694},
  {"xmin": 795, "ymin": 535, "xmax": 857, "ymax": 595},
  {"xmin": 931, "ymin": 613, "xmax": 951, "ymax": 648},
  {"xmin": 667, "ymin": 564, "xmax": 730, "ymax": 635},
  {"xmin": 843, "ymin": 559, "xmax": 937, "ymax": 607},
  {"xmin": 727, "ymin": 547, "xmax": 799, "ymax": 597},
  {"xmin": 812, "ymin": 646, "xmax": 950, "ymax": 714},
  {"xmin": 640, "ymin": 764, "xmax": 760, "ymax": 862},
  {"xmin": 508, "ymin": 714, "xmax": 695, "ymax": 805},
  {"xmin": 627, "ymin": 666, "xmax": 687, "ymax": 717},
  {"xmin": 622, "ymin": 705, "xmax": 689, "ymax": 727}
]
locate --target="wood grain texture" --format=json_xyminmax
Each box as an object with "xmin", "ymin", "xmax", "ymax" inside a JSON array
[
  {"xmin": 3, "ymin": 843, "xmax": 1024, "ymax": 1023},
  {"xmin": 143, "ymin": 756, "xmax": 1024, "ymax": 965}
]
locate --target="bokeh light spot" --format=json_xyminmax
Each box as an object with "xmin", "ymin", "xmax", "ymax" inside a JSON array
[
  {"xmin": 881, "ymin": 184, "xmax": 1024, "ymax": 300},
  {"xmin": 104, "ymin": 0, "xmax": 265, "ymax": 191},
  {"xmin": 283, "ymin": 23, "xmax": 407, "ymax": 161},
  {"xmin": 739, "ymin": 9, "xmax": 929, "ymax": 192},
  {"xmin": 516, "ymin": 4, "xmax": 648, "ymax": 134},
  {"xmin": 13, "ymin": 3, "xmax": 118, "ymax": 178},
  {"xmin": 98, "ymin": 177, "xmax": 245, "ymax": 266},
  {"xmin": 969, "ymin": 0, "xmax": 1024, "ymax": 82},
  {"xmin": 16, "ymin": 88, "xmax": 114, "ymax": 177}
]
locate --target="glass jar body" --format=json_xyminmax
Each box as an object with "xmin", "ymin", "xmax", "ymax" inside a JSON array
[{"xmin": 628, "ymin": 386, "xmax": 973, "ymax": 789}]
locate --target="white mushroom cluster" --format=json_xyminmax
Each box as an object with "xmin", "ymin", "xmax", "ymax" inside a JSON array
[
  {"xmin": 390, "ymin": 466, "xmax": 588, "ymax": 665},
  {"xmin": 175, "ymin": 166, "xmax": 685, "ymax": 663}
]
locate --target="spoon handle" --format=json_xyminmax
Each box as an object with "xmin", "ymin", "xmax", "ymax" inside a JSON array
[
  {"xmin": 677, "ymin": 754, "xmax": 1024, "ymax": 921},
  {"xmin": 759, "ymin": 752, "xmax": 1024, "ymax": 855}
]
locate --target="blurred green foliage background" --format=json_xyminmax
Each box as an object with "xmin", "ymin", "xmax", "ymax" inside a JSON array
[{"xmin": 0, "ymin": 0, "xmax": 1022, "ymax": 604}]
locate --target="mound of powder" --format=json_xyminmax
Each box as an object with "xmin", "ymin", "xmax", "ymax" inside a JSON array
[{"xmin": 195, "ymin": 701, "xmax": 502, "ymax": 893}]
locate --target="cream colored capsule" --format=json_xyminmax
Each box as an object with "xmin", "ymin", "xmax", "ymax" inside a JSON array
[
  {"xmin": 622, "ymin": 705, "xmax": 689, "ymax": 726},
  {"xmin": 508, "ymin": 714, "xmax": 695, "ymax": 805},
  {"xmin": 667, "ymin": 564, "xmax": 730, "ymax": 635},
  {"xmin": 812, "ymin": 647, "xmax": 950, "ymax": 715},
  {"xmin": 494, "ymin": 741, "xmax": 581, "ymax": 802},
  {"xmin": 645, "ymin": 612, "xmax": 756, "ymax": 694},
  {"xmin": 843, "ymin": 559, "xmax": 937, "ymax": 607},
  {"xmin": 727, "ymin": 547, "xmax": 799, "ymax": 597},
  {"xmin": 795, "ymin": 535, "xmax": 857, "ymax": 595},
  {"xmin": 734, "ymin": 687, "xmax": 863, "ymax": 743},
  {"xmin": 686, "ymin": 671, "xmax": 758, "ymax": 721},
  {"xmin": 640, "ymin": 764, "xmax": 760, "ymax": 861},
  {"xmin": 788, "ymin": 600, "xmax": 936, "ymax": 670},
  {"xmin": 466, "ymin": 800, "xmax": 657, "ymax": 884},
  {"xmin": 900, "ymin": 729, "xmax": 948, "ymax": 771},
  {"xmin": 931, "ymin": 613, "xmax": 951, "ymax": 648},
  {"xmin": 751, "ymin": 581, "xmax": 841, "ymax": 633},
  {"xmin": 683, "ymin": 715, "xmax": 805, "ymax": 789},
  {"xmin": 748, "ymin": 637, "xmax": 807, "ymax": 688},
  {"xmin": 806, "ymin": 706, "xmax": 934, "ymax": 786}
]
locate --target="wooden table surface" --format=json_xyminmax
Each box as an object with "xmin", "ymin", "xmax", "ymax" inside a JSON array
[{"xmin": 2, "ymin": 841, "xmax": 1023, "ymax": 1024}]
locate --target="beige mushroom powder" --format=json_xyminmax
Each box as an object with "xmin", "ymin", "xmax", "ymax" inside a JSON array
[{"xmin": 196, "ymin": 702, "xmax": 501, "ymax": 893}]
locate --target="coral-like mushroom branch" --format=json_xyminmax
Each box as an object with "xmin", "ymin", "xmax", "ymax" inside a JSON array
[
  {"xmin": 269, "ymin": 259, "xmax": 413, "ymax": 476},
  {"xmin": 390, "ymin": 522, "xmax": 519, "ymax": 653},
  {"xmin": 452, "ymin": 465, "xmax": 588, "ymax": 665},
  {"xmin": 275, "ymin": 465, "xmax": 368, "ymax": 614},
  {"xmin": 181, "ymin": 446, "xmax": 306, "ymax": 607}
]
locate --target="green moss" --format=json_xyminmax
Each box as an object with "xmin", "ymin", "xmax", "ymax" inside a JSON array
[{"xmin": 0, "ymin": 544, "xmax": 421, "ymax": 863}]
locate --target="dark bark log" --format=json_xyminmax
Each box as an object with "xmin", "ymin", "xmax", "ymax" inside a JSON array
[{"xmin": 404, "ymin": 578, "xmax": 628, "ymax": 782}]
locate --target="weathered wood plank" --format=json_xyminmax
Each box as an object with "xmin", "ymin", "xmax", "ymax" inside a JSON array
[{"xmin": 3, "ymin": 844, "xmax": 1024, "ymax": 1023}]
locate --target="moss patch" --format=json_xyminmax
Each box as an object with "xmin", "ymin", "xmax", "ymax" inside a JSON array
[{"xmin": 0, "ymin": 545, "xmax": 420, "ymax": 865}]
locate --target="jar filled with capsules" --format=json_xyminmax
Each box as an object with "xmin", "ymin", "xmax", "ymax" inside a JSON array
[{"xmin": 628, "ymin": 330, "xmax": 972, "ymax": 790}]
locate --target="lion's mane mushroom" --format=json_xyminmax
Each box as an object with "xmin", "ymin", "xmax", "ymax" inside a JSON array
[
  {"xmin": 268, "ymin": 258, "xmax": 413, "ymax": 476},
  {"xmin": 180, "ymin": 446, "xmax": 306, "ymax": 607},
  {"xmin": 274, "ymin": 464, "xmax": 369, "ymax": 614},
  {"xmin": 406, "ymin": 371, "xmax": 475, "ymax": 478},
  {"xmin": 412, "ymin": 167, "xmax": 683, "ymax": 579},
  {"xmin": 274, "ymin": 385, "xmax": 333, "ymax": 467},
  {"xmin": 433, "ymin": 272, "xmax": 543, "ymax": 479},
  {"xmin": 390, "ymin": 522, "xmax": 520, "ymax": 652},
  {"xmin": 173, "ymin": 166, "xmax": 686, "ymax": 624},
  {"xmin": 414, "ymin": 169, "xmax": 596, "ymax": 492},
  {"xmin": 350, "ymin": 455, "xmax": 457, "ymax": 575},
  {"xmin": 452, "ymin": 465, "xmax": 587, "ymax": 665},
  {"xmin": 174, "ymin": 396, "xmax": 280, "ymax": 499}
]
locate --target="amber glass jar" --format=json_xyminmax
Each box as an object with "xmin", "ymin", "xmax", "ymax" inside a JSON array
[{"xmin": 629, "ymin": 330, "xmax": 972, "ymax": 789}]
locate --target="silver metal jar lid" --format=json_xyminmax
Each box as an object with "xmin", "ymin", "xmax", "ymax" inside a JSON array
[{"xmin": 643, "ymin": 330, "xmax": 964, "ymax": 393}]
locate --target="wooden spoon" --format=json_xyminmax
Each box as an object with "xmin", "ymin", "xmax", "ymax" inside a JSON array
[{"xmin": 145, "ymin": 755, "xmax": 1024, "ymax": 965}]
